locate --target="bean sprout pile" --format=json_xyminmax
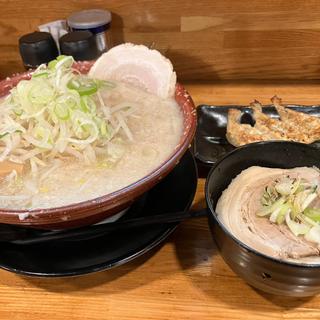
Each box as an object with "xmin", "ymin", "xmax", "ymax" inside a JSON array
[{"xmin": 0, "ymin": 55, "xmax": 135, "ymax": 176}]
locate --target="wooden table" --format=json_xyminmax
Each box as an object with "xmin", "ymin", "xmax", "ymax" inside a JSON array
[{"xmin": 1, "ymin": 82, "xmax": 320, "ymax": 320}]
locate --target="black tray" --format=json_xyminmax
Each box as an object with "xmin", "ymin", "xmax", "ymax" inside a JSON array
[
  {"xmin": 0, "ymin": 150, "xmax": 198, "ymax": 277},
  {"xmin": 194, "ymin": 104, "xmax": 320, "ymax": 169}
]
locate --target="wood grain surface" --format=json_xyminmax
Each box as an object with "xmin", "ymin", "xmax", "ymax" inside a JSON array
[
  {"xmin": 3, "ymin": 0, "xmax": 320, "ymax": 80},
  {"xmin": 0, "ymin": 82, "xmax": 320, "ymax": 320}
]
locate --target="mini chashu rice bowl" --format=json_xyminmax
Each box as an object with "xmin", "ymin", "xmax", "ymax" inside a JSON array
[
  {"xmin": 0, "ymin": 43, "xmax": 196, "ymax": 229},
  {"xmin": 216, "ymin": 166, "xmax": 320, "ymax": 264},
  {"xmin": 206, "ymin": 141, "xmax": 320, "ymax": 296}
]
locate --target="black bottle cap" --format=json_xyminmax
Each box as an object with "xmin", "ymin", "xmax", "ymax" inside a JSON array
[
  {"xmin": 59, "ymin": 31, "xmax": 99, "ymax": 61},
  {"xmin": 19, "ymin": 32, "xmax": 59, "ymax": 68}
]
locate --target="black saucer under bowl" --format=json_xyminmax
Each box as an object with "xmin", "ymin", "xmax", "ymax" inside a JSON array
[{"xmin": 0, "ymin": 150, "xmax": 197, "ymax": 277}]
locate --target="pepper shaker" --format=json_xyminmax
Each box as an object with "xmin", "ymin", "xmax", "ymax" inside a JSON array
[{"xmin": 67, "ymin": 9, "xmax": 112, "ymax": 55}]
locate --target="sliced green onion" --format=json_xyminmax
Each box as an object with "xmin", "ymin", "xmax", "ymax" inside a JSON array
[
  {"xmin": 292, "ymin": 191, "xmax": 308, "ymax": 219},
  {"xmin": 48, "ymin": 60, "xmax": 58, "ymax": 70},
  {"xmin": 54, "ymin": 102, "xmax": 70, "ymax": 120},
  {"xmin": 48, "ymin": 55, "xmax": 74, "ymax": 71},
  {"xmin": 305, "ymin": 225, "xmax": 320, "ymax": 244},
  {"xmin": 285, "ymin": 212, "xmax": 310, "ymax": 236},
  {"xmin": 0, "ymin": 54, "xmax": 134, "ymax": 172},
  {"xmin": 28, "ymin": 82, "xmax": 55, "ymax": 105},
  {"xmin": 32, "ymin": 71, "xmax": 49, "ymax": 78},
  {"xmin": 275, "ymin": 180, "xmax": 293, "ymax": 196},
  {"xmin": 304, "ymin": 208, "xmax": 320, "ymax": 222},
  {"xmin": 0, "ymin": 128, "xmax": 23, "ymax": 139},
  {"xmin": 64, "ymin": 94, "xmax": 79, "ymax": 110},
  {"xmin": 290, "ymin": 178, "xmax": 301, "ymax": 195},
  {"xmin": 257, "ymin": 197, "xmax": 286, "ymax": 217},
  {"xmin": 55, "ymin": 55, "xmax": 74, "ymax": 69},
  {"xmin": 100, "ymin": 120, "xmax": 108, "ymax": 137},
  {"xmin": 80, "ymin": 96, "xmax": 96, "ymax": 113},
  {"xmin": 302, "ymin": 193, "xmax": 318, "ymax": 211},
  {"xmin": 297, "ymin": 213, "xmax": 318, "ymax": 227},
  {"xmin": 13, "ymin": 108, "xmax": 23, "ymax": 116},
  {"xmin": 276, "ymin": 203, "xmax": 291, "ymax": 225},
  {"xmin": 96, "ymin": 79, "xmax": 116, "ymax": 89},
  {"xmin": 56, "ymin": 55, "xmax": 67, "ymax": 61},
  {"xmin": 0, "ymin": 132, "xmax": 9, "ymax": 139},
  {"xmin": 269, "ymin": 207, "xmax": 282, "ymax": 223},
  {"xmin": 67, "ymin": 77, "xmax": 98, "ymax": 96},
  {"xmin": 257, "ymin": 174, "xmax": 320, "ymax": 241}
]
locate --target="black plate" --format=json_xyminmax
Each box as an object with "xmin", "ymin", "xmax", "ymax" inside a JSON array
[
  {"xmin": 194, "ymin": 104, "xmax": 320, "ymax": 167},
  {"xmin": 0, "ymin": 150, "xmax": 197, "ymax": 277}
]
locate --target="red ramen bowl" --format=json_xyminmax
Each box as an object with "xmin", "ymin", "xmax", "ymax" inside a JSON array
[{"xmin": 0, "ymin": 61, "xmax": 196, "ymax": 229}]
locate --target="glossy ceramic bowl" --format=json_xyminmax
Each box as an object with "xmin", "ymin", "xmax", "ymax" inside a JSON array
[
  {"xmin": 206, "ymin": 141, "xmax": 320, "ymax": 297},
  {"xmin": 0, "ymin": 62, "xmax": 196, "ymax": 229}
]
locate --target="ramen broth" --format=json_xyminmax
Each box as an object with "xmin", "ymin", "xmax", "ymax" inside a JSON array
[{"xmin": 0, "ymin": 81, "xmax": 183, "ymax": 210}]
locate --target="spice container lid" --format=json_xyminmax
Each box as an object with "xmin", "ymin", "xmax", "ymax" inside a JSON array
[
  {"xmin": 67, "ymin": 9, "xmax": 111, "ymax": 31},
  {"xmin": 59, "ymin": 31, "xmax": 99, "ymax": 61},
  {"xmin": 19, "ymin": 32, "xmax": 59, "ymax": 67}
]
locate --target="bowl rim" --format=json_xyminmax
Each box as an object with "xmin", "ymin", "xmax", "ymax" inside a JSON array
[
  {"xmin": 205, "ymin": 140, "xmax": 320, "ymax": 269},
  {"xmin": 0, "ymin": 69, "xmax": 197, "ymax": 220}
]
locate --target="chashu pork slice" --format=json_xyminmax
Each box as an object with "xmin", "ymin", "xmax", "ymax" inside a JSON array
[
  {"xmin": 89, "ymin": 43, "xmax": 176, "ymax": 99},
  {"xmin": 216, "ymin": 166, "xmax": 320, "ymax": 263}
]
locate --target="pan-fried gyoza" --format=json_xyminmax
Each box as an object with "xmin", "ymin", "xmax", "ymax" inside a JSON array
[{"xmin": 226, "ymin": 96, "xmax": 320, "ymax": 146}]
